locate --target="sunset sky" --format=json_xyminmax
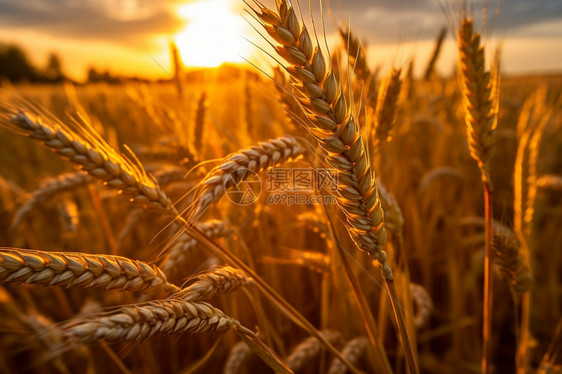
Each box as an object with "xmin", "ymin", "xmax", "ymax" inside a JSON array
[{"xmin": 0, "ymin": 0, "xmax": 560, "ymax": 81}]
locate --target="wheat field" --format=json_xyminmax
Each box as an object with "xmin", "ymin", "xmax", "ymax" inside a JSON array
[{"xmin": 0, "ymin": 1, "xmax": 561, "ymax": 373}]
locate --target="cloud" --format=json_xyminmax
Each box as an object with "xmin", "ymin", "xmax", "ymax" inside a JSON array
[
  {"xmin": 0, "ymin": 0, "xmax": 184, "ymax": 47},
  {"xmin": 324, "ymin": 0, "xmax": 562, "ymax": 43}
]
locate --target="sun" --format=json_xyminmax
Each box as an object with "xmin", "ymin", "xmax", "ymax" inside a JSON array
[{"xmin": 174, "ymin": 0, "xmax": 249, "ymax": 68}]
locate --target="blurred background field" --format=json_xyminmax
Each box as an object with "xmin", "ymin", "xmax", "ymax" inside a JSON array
[{"xmin": 0, "ymin": 1, "xmax": 561, "ymax": 373}]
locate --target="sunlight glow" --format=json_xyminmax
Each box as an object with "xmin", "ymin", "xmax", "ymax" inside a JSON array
[{"xmin": 174, "ymin": 0, "xmax": 249, "ymax": 67}]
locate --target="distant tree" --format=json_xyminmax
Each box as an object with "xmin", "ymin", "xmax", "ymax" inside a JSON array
[
  {"xmin": 44, "ymin": 53, "xmax": 65, "ymax": 82},
  {"xmin": 87, "ymin": 67, "xmax": 120, "ymax": 84},
  {"xmin": 0, "ymin": 44, "xmax": 39, "ymax": 83}
]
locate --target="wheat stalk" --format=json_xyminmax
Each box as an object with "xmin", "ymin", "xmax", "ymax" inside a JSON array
[
  {"xmin": 190, "ymin": 135, "xmax": 305, "ymax": 220},
  {"xmin": 12, "ymin": 171, "xmax": 92, "ymax": 229},
  {"xmin": 0, "ymin": 248, "xmax": 180, "ymax": 295}
]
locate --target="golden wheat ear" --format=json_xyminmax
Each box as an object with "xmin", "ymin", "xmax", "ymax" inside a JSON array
[
  {"xmin": 186, "ymin": 135, "xmax": 305, "ymax": 221},
  {"xmin": 0, "ymin": 248, "xmax": 180, "ymax": 295},
  {"xmin": 0, "ymin": 96, "xmax": 176, "ymax": 213},
  {"xmin": 456, "ymin": 13, "xmax": 501, "ymax": 374}
]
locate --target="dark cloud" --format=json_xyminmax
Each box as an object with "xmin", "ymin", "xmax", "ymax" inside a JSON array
[
  {"xmin": 321, "ymin": 0, "xmax": 562, "ymax": 43},
  {"xmin": 0, "ymin": 0, "xmax": 184, "ymax": 46}
]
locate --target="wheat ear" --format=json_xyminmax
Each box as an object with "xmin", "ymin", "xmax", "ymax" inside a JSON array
[
  {"xmin": 57, "ymin": 198, "xmax": 80, "ymax": 234},
  {"xmin": 190, "ymin": 135, "xmax": 305, "ymax": 220},
  {"xmin": 458, "ymin": 17, "xmax": 499, "ymax": 185},
  {"xmin": 377, "ymin": 181, "xmax": 405, "ymax": 244},
  {"xmin": 194, "ymin": 91, "xmax": 207, "ymax": 152},
  {"xmin": 0, "ymin": 248, "xmax": 179, "ymax": 295},
  {"xmin": 536, "ymin": 174, "xmax": 562, "ymax": 192},
  {"xmin": 458, "ymin": 16, "xmax": 500, "ymax": 373},
  {"xmin": 423, "ymin": 27, "xmax": 447, "ymax": 80},
  {"xmin": 175, "ymin": 266, "xmax": 253, "ymax": 301},
  {"xmin": 327, "ymin": 337, "xmax": 368, "ymax": 374},
  {"xmin": 0, "ymin": 107, "xmax": 175, "ymax": 212},
  {"xmin": 223, "ymin": 340, "xmax": 251, "ymax": 374},
  {"xmin": 374, "ymin": 68, "xmax": 402, "ymax": 147},
  {"xmin": 62, "ymin": 299, "xmax": 237, "ymax": 343},
  {"xmin": 285, "ymin": 330, "xmax": 341, "ymax": 371},
  {"xmin": 12, "ymin": 171, "xmax": 93, "ymax": 229},
  {"xmin": 251, "ymin": 2, "xmax": 418, "ymax": 371},
  {"xmin": 409, "ymin": 283, "xmax": 433, "ymax": 329},
  {"xmin": 491, "ymin": 221, "xmax": 533, "ymax": 296},
  {"xmin": 250, "ymin": 0, "xmax": 389, "ymax": 278}
]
